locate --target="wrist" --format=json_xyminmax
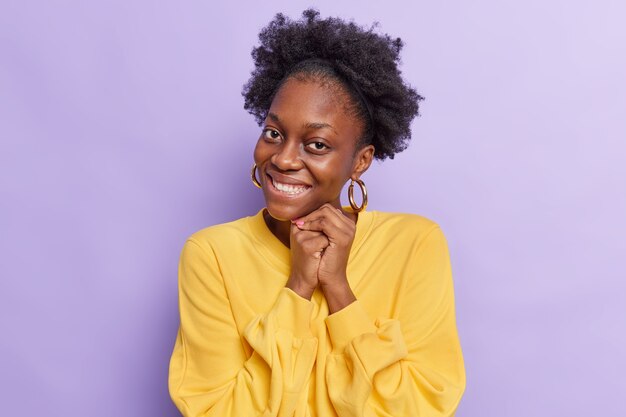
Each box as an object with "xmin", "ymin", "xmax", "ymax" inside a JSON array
[
  {"xmin": 320, "ymin": 278, "xmax": 356, "ymax": 314},
  {"xmin": 286, "ymin": 275, "xmax": 316, "ymax": 300}
]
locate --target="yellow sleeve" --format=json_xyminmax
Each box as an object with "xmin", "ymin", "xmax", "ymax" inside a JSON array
[
  {"xmin": 324, "ymin": 226, "xmax": 466, "ymax": 417},
  {"xmin": 168, "ymin": 239, "xmax": 318, "ymax": 417}
]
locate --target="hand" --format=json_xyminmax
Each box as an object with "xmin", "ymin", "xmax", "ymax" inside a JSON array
[
  {"xmin": 293, "ymin": 204, "xmax": 357, "ymax": 312},
  {"xmin": 286, "ymin": 221, "xmax": 329, "ymax": 300}
]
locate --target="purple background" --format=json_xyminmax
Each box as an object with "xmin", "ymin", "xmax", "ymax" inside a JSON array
[{"xmin": 1, "ymin": 1, "xmax": 625, "ymax": 416}]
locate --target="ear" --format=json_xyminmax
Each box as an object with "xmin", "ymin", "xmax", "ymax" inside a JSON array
[{"xmin": 351, "ymin": 144, "xmax": 375, "ymax": 179}]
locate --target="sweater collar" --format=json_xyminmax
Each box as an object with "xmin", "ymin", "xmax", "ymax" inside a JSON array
[{"xmin": 247, "ymin": 206, "xmax": 374, "ymax": 272}]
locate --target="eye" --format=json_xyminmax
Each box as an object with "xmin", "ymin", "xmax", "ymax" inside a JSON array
[
  {"xmin": 262, "ymin": 128, "xmax": 281, "ymax": 141},
  {"xmin": 306, "ymin": 141, "xmax": 329, "ymax": 152}
]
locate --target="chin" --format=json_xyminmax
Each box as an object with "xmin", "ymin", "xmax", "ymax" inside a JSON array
[
  {"xmin": 265, "ymin": 197, "xmax": 323, "ymax": 221},
  {"xmin": 264, "ymin": 204, "xmax": 301, "ymax": 222}
]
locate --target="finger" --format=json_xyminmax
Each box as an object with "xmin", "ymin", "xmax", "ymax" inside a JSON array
[
  {"xmin": 296, "ymin": 215, "xmax": 345, "ymax": 238},
  {"xmin": 294, "ymin": 204, "xmax": 346, "ymax": 227},
  {"xmin": 297, "ymin": 217, "xmax": 348, "ymax": 240},
  {"xmin": 293, "ymin": 203, "xmax": 336, "ymax": 223},
  {"xmin": 299, "ymin": 234, "xmax": 330, "ymax": 258},
  {"xmin": 335, "ymin": 206, "xmax": 357, "ymax": 226},
  {"xmin": 292, "ymin": 229, "xmax": 325, "ymax": 243},
  {"xmin": 291, "ymin": 223, "xmax": 326, "ymax": 248},
  {"xmin": 295, "ymin": 205, "xmax": 355, "ymax": 238},
  {"xmin": 329, "ymin": 205, "xmax": 357, "ymax": 229},
  {"xmin": 291, "ymin": 221, "xmax": 325, "ymax": 240},
  {"xmin": 317, "ymin": 203, "xmax": 356, "ymax": 228}
]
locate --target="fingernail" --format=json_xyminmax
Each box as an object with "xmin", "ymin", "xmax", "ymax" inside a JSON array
[{"xmin": 295, "ymin": 220, "xmax": 304, "ymax": 227}]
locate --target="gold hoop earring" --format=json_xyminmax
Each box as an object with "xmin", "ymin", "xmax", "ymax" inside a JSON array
[
  {"xmin": 348, "ymin": 178, "xmax": 368, "ymax": 212},
  {"xmin": 251, "ymin": 163, "xmax": 262, "ymax": 189}
]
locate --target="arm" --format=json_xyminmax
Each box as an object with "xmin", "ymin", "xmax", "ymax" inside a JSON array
[
  {"xmin": 168, "ymin": 239, "xmax": 318, "ymax": 417},
  {"xmin": 324, "ymin": 226, "xmax": 466, "ymax": 417}
]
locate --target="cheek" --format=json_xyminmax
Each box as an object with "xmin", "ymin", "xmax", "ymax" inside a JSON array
[
  {"xmin": 309, "ymin": 157, "xmax": 354, "ymax": 186},
  {"xmin": 253, "ymin": 138, "xmax": 267, "ymax": 163}
]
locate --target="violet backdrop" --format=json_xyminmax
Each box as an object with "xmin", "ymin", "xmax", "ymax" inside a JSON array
[{"xmin": 1, "ymin": 1, "xmax": 625, "ymax": 416}]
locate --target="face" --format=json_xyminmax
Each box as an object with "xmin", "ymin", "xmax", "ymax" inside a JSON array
[{"xmin": 253, "ymin": 77, "xmax": 374, "ymax": 221}]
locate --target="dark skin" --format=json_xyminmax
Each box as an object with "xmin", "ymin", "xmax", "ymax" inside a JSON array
[{"xmin": 253, "ymin": 76, "xmax": 374, "ymax": 313}]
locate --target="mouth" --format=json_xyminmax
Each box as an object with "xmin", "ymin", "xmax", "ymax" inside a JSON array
[{"xmin": 266, "ymin": 173, "xmax": 312, "ymax": 197}]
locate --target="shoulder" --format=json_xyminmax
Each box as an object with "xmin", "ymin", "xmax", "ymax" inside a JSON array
[
  {"xmin": 370, "ymin": 210, "xmax": 442, "ymax": 236},
  {"xmin": 185, "ymin": 215, "xmax": 254, "ymax": 252},
  {"xmin": 365, "ymin": 210, "xmax": 449, "ymax": 252}
]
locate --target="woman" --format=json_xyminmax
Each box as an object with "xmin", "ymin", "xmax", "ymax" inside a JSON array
[{"xmin": 169, "ymin": 9, "xmax": 465, "ymax": 417}]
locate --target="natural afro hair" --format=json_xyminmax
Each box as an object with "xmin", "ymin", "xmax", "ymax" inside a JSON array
[{"xmin": 242, "ymin": 9, "xmax": 423, "ymax": 160}]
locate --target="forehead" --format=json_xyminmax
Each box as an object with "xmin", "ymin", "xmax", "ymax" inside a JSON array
[{"xmin": 268, "ymin": 78, "xmax": 355, "ymax": 128}]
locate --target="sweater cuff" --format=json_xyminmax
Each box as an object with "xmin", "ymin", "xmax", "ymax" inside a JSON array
[
  {"xmin": 325, "ymin": 300, "xmax": 377, "ymax": 352},
  {"xmin": 273, "ymin": 287, "xmax": 314, "ymax": 338}
]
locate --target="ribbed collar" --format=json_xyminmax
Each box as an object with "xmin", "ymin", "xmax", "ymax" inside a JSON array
[{"xmin": 246, "ymin": 207, "xmax": 375, "ymax": 272}]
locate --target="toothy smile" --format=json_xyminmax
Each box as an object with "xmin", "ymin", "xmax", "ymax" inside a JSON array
[{"xmin": 271, "ymin": 177, "xmax": 311, "ymax": 195}]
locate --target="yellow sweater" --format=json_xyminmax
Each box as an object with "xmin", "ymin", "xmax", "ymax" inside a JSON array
[{"xmin": 168, "ymin": 208, "xmax": 465, "ymax": 417}]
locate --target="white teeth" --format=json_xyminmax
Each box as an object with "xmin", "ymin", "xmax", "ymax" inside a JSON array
[{"xmin": 272, "ymin": 178, "xmax": 309, "ymax": 195}]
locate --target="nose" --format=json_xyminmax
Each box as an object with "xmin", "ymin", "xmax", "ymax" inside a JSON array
[{"xmin": 270, "ymin": 140, "xmax": 303, "ymax": 171}]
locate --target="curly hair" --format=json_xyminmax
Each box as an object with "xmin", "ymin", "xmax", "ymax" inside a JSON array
[{"xmin": 242, "ymin": 9, "xmax": 423, "ymax": 160}]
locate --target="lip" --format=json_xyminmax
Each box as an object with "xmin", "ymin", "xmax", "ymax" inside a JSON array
[
  {"xmin": 265, "ymin": 172, "xmax": 312, "ymax": 198},
  {"xmin": 266, "ymin": 170, "xmax": 311, "ymax": 187}
]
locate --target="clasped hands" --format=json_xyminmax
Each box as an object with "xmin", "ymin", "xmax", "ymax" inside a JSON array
[{"xmin": 286, "ymin": 203, "xmax": 357, "ymax": 313}]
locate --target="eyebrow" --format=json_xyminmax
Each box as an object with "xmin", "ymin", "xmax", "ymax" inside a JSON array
[
  {"xmin": 304, "ymin": 121, "xmax": 337, "ymax": 134},
  {"xmin": 267, "ymin": 112, "xmax": 281, "ymax": 123},
  {"xmin": 267, "ymin": 112, "xmax": 337, "ymax": 134}
]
